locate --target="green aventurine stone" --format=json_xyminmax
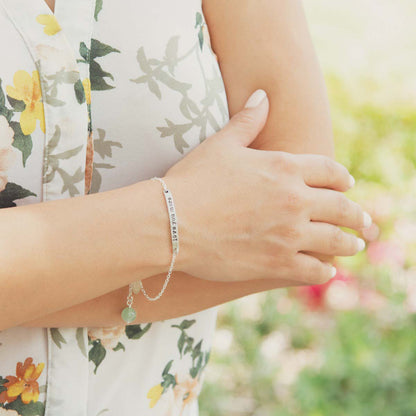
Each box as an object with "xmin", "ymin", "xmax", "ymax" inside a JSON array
[{"xmin": 121, "ymin": 307, "xmax": 136, "ymax": 323}]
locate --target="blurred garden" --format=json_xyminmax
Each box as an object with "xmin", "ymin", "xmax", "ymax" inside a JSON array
[{"xmin": 200, "ymin": 1, "xmax": 416, "ymax": 415}]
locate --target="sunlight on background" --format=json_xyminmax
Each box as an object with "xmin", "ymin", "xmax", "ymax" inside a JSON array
[{"xmin": 200, "ymin": 1, "xmax": 416, "ymax": 415}]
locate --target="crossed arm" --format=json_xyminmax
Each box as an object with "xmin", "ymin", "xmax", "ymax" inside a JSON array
[{"xmin": 20, "ymin": 0, "xmax": 333, "ymax": 328}]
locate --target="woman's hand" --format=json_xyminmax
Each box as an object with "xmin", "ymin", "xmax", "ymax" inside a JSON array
[{"xmin": 164, "ymin": 90, "xmax": 370, "ymax": 286}]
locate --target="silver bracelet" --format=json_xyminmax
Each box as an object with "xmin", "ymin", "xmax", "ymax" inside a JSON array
[{"xmin": 121, "ymin": 176, "xmax": 179, "ymax": 324}]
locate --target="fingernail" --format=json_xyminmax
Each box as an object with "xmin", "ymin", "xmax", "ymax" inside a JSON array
[
  {"xmin": 357, "ymin": 237, "xmax": 366, "ymax": 252},
  {"xmin": 244, "ymin": 89, "xmax": 267, "ymax": 108},
  {"xmin": 348, "ymin": 174, "xmax": 355, "ymax": 188},
  {"xmin": 363, "ymin": 211, "xmax": 372, "ymax": 228},
  {"xmin": 331, "ymin": 266, "xmax": 337, "ymax": 278}
]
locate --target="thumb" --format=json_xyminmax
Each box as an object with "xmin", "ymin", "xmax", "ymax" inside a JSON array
[{"xmin": 220, "ymin": 89, "xmax": 269, "ymax": 147}]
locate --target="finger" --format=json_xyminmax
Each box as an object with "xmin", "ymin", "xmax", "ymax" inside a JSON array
[
  {"xmin": 307, "ymin": 188, "xmax": 372, "ymax": 230},
  {"xmin": 218, "ymin": 89, "xmax": 269, "ymax": 148},
  {"xmin": 291, "ymin": 252, "xmax": 336, "ymax": 285},
  {"xmin": 300, "ymin": 251, "xmax": 334, "ymax": 264},
  {"xmin": 301, "ymin": 221, "xmax": 365, "ymax": 256},
  {"xmin": 294, "ymin": 154, "xmax": 354, "ymax": 191}
]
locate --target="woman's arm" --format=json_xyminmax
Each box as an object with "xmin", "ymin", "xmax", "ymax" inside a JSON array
[
  {"xmin": 203, "ymin": 0, "xmax": 334, "ymax": 156},
  {"xmin": 19, "ymin": 0, "xmax": 335, "ymax": 328}
]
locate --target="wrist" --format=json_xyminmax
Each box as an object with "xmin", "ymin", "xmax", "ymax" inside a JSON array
[
  {"xmin": 128, "ymin": 178, "xmax": 174, "ymax": 278},
  {"xmin": 157, "ymin": 175, "xmax": 192, "ymax": 274}
]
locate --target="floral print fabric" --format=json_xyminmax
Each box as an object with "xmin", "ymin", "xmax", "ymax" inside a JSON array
[{"xmin": 0, "ymin": 0, "xmax": 229, "ymax": 414}]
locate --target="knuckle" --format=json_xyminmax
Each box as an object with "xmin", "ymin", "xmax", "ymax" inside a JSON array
[
  {"xmin": 232, "ymin": 109, "xmax": 257, "ymax": 129},
  {"xmin": 283, "ymin": 189, "xmax": 304, "ymax": 212},
  {"xmin": 264, "ymin": 251, "xmax": 291, "ymax": 276},
  {"xmin": 276, "ymin": 152, "xmax": 298, "ymax": 175},
  {"xmin": 339, "ymin": 164, "xmax": 351, "ymax": 183},
  {"xmin": 305, "ymin": 260, "xmax": 331, "ymax": 285},
  {"xmin": 337, "ymin": 194, "xmax": 350, "ymax": 222},
  {"xmin": 323, "ymin": 156, "xmax": 336, "ymax": 184},
  {"xmin": 348, "ymin": 234, "xmax": 359, "ymax": 255},
  {"xmin": 329, "ymin": 227, "xmax": 344, "ymax": 251},
  {"xmin": 296, "ymin": 258, "xmax": 323, "ymax": 285},
  {"xmin": 280, "ymin": 223, "xmax": 302, "ymax": 244},
  {"xmin": 354, "ymin": 202, "xmax": 364, "ymax": 229},
  {"xmin": 314, "ymin": 268, "xmax": 332, "ymax": 285},
  {"xmin": 309, "ymin": 262, "xmax": 324, "ymax": 284}
]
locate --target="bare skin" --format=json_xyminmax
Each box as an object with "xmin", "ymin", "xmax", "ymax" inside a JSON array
[{"xmin": 10, "ymin": 0, "xmax": 369, "ymax": 330}]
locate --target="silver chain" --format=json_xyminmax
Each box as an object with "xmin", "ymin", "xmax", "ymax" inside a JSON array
[
  {"xmin": 126, "ymin": 283, "xmax": 134, "ymax": 308},
  {"xmin": 127, "ymin": 176, "xmax": 179, "ymax": 304}
]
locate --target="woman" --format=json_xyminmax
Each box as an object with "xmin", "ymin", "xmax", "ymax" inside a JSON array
[{"xmin": 0, "ymin": 0, "xmax": 370, "ymax": 415}]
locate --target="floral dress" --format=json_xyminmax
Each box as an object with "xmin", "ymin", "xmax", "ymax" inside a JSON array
[{"xmin": 0, "ymin": 0, "xmax": 229, "ymax": 415}]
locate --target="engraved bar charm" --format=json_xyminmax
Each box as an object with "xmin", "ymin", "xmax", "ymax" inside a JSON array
[{"xmin": 162, "ymin": 188, "xmax": 179, "ymax": 255}]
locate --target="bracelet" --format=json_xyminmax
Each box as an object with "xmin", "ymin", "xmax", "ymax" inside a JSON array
[{"xmin": 121, "ymin": 176, "xmax": 180, "ymax": 324}]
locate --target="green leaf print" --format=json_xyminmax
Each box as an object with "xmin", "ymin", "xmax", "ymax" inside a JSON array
[
  {"xmin": 79, "ymin": 41, "xmax": 90, "ymax": 61},
  {"xmin": 77, "ymin": 39, "xmax": 120, "ymax": 91},
  {"xmin": 161, "ymin": 373, "xmax": 176, "ymax": 392},
  {"xmin": 165, "ymin": 36, "xmax": 180, "ymax": 76},
  {"xmin": 76, "ymin": 327, "xmax": 88, "ymax": 358},
  {"xmin": 89, "ymin": 340, "xmax": 107, "ymax": 375},
  {"xmin": 195, "ymin": 12, "xmax": 205, "ymax": 51},
  {"xmin": 95, "ymin": 409, "xmax": 110, "ymax": 416},
  {"xmin": 172, "ymin": 319, "xmax": 196, "ymax": 331},
  {"xmin": 90, "ymin": 39, "xmax": 120, "ymax": 60},
  {"xmin": 0, "ymin": 79, "xmax": 13, "ymax": 121},
  {"xmin": 159, "ymin": 360, "xmax": 177, "ymax": 393},
  {"xmin": 0, "ymin": 376, "xmax": 8, "ymax": 395},
  {"xmin": 198, "ymin": 28, "xmax": 204, "ymax": 51},
  {"xmin": 172, "ymin": 320, "xmax": 197, "ymax": 358},
  {"xmin": 89, "ymin": 128, "xmax": 122, "ymax": 194},
  {"xmin": 171, "ymin": 319, "xmax": 211, "ymax": 379},
  {"xmin": 73, "ymin": 78, "xmax": 86, "ymax": 104},
  {"xmin": 195, "ymin": 12, "xmax": 203, "ymax": 27},
  {"xmin": 130, "ymin": 34, "xmax": 229, "ymax": 153},
  {"xmin": 6, "ymin": 95, "xmax": 26, "ymax": 112},
  {"xmin": 58, "ymin": 166, "xmax": 84, "ymax": 196},
  {"xmin": 10, "ymin": 121, "xmax": 32, "ymax": 167},
  {"xmin": 3, "ymin": 395, "xmax": 45, "ymax": 415},
  {"xmin": 162, "ymin": 360, "xmax": 174, "ymax": 377},
  {"xmin": 43, "ymin": 125, "xmax": 84, "ymax": 196},
  {"xmin": 153, "ymin": 319, "xmax": 212, "ymax": 403},
  {"xmin": 177, "ymin": 331, "xmax": 186, "ymax": 357},
  {"xmin": 125, "ymin": 323, "xmax": 152, "ymax": 340},
  {"xmin": 93, "ymin": 127, "xmax": 122, "ymax": 158},
  {"xmin": 156, "ymin": 119, "xmax": 192, "ymax": 154},
  {"xmin": 112, "ymin": 341, "xmax": 125, "ymax": 352},
  {"xmin": 0, "ymin": 182, "xmax": 36, "ymax": 208},
  {"xmin": 94, "ymin": 0, "xmax": 103, "ymax": 21},
  {"xmin": 41, "ymin": 68, "xmax": 80, "ymax": 107},
  {"xmin": 50, "ymin": 328, "xmax": 67, "ymax": 349}
]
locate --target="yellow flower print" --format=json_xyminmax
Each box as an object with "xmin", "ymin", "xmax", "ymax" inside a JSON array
[
  {"xmin": 36, "ymin": 14, "xmax": 62, "ymax": 36},
  {"xmin": 6, "ymin": 70, "xmax": 46, "ymax": 136},
  {"xmin": 0, "ymin": 357, "xmax": 45, "ymax": 405},
  {"xmin": 147, "ymin": 383, "xmax": 163, "ymax": 408},
  {"xmin": 82, "ymin": 78, "xmax": 91, "ymax": 105}
]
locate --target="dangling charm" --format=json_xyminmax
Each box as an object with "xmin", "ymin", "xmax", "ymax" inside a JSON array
[{"xmin": 121, "ymin": 283, "xmax": 136, "ymax": 323}]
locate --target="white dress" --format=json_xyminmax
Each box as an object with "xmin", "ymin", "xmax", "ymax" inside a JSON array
[{"xmin": 0, "ymin": 0, "xmax": 229, "ymax": 414}]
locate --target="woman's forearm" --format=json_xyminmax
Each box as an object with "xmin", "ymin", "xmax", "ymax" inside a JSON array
[
  {"xmin": 19, "ymin": 272, "xmax": 298, "ymax": 327},
  {"xmin": 0, "ymin": 178, "xmax": 176, "ymax": 331}
]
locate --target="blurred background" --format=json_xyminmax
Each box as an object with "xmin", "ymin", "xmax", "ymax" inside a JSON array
[{"xmin": 200, "ymin": 1, "xmax": 416, "ymax": 415}]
